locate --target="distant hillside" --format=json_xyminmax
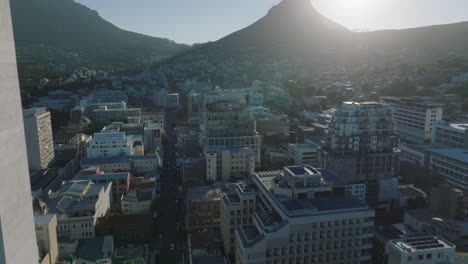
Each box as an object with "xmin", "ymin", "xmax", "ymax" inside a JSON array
[
  {"xmin": 10, "ymin": 0, "xmax": 189, "ymax": 73},
  {"xmin": 168, "ymin": 0, "xmax": 468, "ymax": 73}
]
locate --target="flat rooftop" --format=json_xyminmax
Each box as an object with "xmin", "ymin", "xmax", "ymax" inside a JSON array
[
  {"xmin": 443, "ymin": 122, "xmax": 468, "ymax": 131},
  {"xmin": 391, "ymin": 236, "xmax": 455, "ymax": 253},
  {"xmin": 429, "ymin": 147, "xmax": 468, "ymax": 164},
  {"xmin": 93, "ymin": 132, "xmax": 126, "ymax": 141},
  {"xmin": 285, "ymin": 165, "xmax": 320, "ymax": 176}
]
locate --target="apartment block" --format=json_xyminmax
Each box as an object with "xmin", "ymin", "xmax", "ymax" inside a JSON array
[
  {"xmin": 318, "ymin": 102, "xmax": 400, "ymax": 206},
  {"xmin": 432, "ymin": 121, "xmax": 468, "ymax": 148},
  {"xmin": 232, "ymin": 166, "xmax": 375, "ymax": 264},
  {"xmin": 381, "ymin": 96, "xmax": 443, "ymax": 144},
  {"xmin": 388, "ymin": 236, "xmax": 455, "ymax": 264},
  {"xmin": 23, "ymin": 107, "xmax": 55, "ymax": 170}
]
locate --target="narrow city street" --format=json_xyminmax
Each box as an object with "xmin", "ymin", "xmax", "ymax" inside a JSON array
[{"xmin": 156, "ymin": 110, "xmax": 181, "ymax": 263}]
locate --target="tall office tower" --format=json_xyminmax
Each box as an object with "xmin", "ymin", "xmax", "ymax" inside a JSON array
[
  {"xmin": 200, "ymin": 93, "xmax": 262, "ymax": 179},
  {"xmin": 23, "ymin": 107, "xmax": 55, "ymax": 171},
  {"xmin": 381, "ymin": 96, "xmax": 443, "ymax": 144},
  {"xmin": 318, "ymin": 102, "xmax": 400, "ymax": 206},
  {"xmin": 0, "ymin": 0, "xmax": 39, "ymax": 262},
  {"xmin": 228, "ymin": 166, "xmax": 375, "ymax": 264}
]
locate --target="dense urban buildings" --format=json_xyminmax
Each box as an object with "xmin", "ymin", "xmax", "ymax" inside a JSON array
[
  {"xmin": 318, "ymin": 102, "xmax": 400, "ymax": 206},
  {"xmin": 227, "ymin": 166, "xmax": 375, "ymax": 264},
  {"xmin": 23, "ymin": 107, "xmax": 55, "ymax": 171},
  {"xmin": 0, "ymin": 2, "xmax": 39, "ymax": 262},
  {"xmin": 3, "ymin": 0, "xmax": 468, "ymax": 262}
]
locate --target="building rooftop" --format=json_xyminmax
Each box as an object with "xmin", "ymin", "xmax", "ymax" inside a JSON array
[
  {"xmin": 429, "ymin": 147, "xmax": 468, "ymax": 163},
  {"xmin": 285, "ymin": 165, "xmax": 319, "ymax": 176},
  {"xmin": 435, "ymin": 121, "xmax": 468, "ymax": 131},
  {"xmin": 93, "ymin": 132, "xmax": 126, "ymax": 141},
  {"xmin": 75, "ymin": 172, "xmax": 130, "ymax": 182},
  {"xmin": 81, "ymin": 155, "xmax": 157, "ymax": 166},
  {"xmin": 57, "ymin": 181, "xmax": 90, "ymax": 195},
  {"xmin": 391, "ymin": 236, "xmax": 455, "ymax": 253},
  {"xmin": 34, "ymin": 214, "xmax": 55, "ymax": 226}
]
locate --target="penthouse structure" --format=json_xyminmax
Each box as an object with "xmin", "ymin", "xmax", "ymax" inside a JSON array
[
  {"xmin": 200, "ymin": 92, "xmax": 262, "ymax": 169},
  {"xmin": 221, "ymin": 166, "xmax": 375, "ymax": 263},
  {"xmin": 388, "ymin": 236, "xmax": 455, "ymax": 264},
  {"xmin": 318, "ymin": 102, "xmax": 400, "ymax": 206},
  {"xmin": 23, "ymin": 107, "xmax": 55, "ymax": 170},
  {"xmin": 381, "ymin": 96, "xmax": 443, "ymax": 144}
]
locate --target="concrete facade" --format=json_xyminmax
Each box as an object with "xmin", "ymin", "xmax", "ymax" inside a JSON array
[
  {"xmin": 0, "ymin": 0, "xmax": 40, "ymax": 262},
  {"xmin": 381, "ymin": 96, "xmax": 443, "ymax": 144},
  {"xmin": 23, "ymin": 107, "xmax": 55, "ymax": 171}
]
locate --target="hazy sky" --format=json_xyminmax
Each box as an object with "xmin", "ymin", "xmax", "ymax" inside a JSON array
[{"xmin": 75, "ymin": 0, "xmax": 468, "ymax": 44}]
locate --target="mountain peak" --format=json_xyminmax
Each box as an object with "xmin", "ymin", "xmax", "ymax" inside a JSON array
[{"xmin": 271, "ymin": 0, "xmax": 318, "ymax": 16}]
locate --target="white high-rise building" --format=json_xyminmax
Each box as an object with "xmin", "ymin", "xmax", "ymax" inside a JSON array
[
  {"xmin": 0, "ymin": 0, "xmax": 39, "ymax": 262},
  {"xmin": 318, "ymin": 102, "xmax": 400, "ymax": 206},
  {"xmin": 381, "ymin": 96, "xmax": 443, "ymax": 144},
  {"xmin": 23, "ymin": 107, "xmax": 55, "ymax": 171}
]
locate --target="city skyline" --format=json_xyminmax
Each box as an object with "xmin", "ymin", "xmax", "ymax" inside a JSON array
[{"xmin": 75, "ymin": 0, "xmax": 468, "ymax": 44}]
